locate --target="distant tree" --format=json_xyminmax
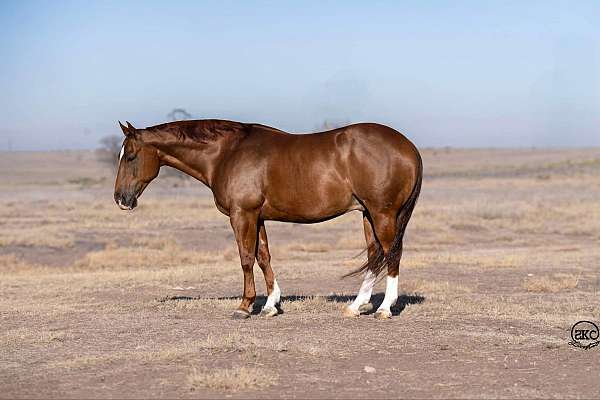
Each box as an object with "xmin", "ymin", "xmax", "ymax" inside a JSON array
[
  {"xmin": 163, "ymin": 108, "xmax": 194, "ymax": 180},
  {"xmin": 317, "ymin": 119, "xmax": 350, "ymax": 131},
  {"xmin": 97, "ymin": 110, "xmax": 195, "ymax": 180},
  {"xmin": 167, "ymin": 108, "xmax": 192, "ymax": 121},
  {"xmin": 96, "ymin": 134, "xmax": 122, "ymax": 171}
]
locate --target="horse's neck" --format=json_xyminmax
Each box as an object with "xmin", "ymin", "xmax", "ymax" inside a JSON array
[
  {"xmin": 150, "ymin": 136, "xmax": 226, "ymax": 187},
  {"xmin": 144, "ymin": 124, "xmax": 246, "ymax": 187}
]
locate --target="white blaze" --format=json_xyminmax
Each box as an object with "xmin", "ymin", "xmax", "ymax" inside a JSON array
[{"xmin": 119, "ymin": 145, "xmax": 125, "ymax": 161}]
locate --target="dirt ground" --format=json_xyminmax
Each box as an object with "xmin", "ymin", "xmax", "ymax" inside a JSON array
[{"xmin": 1, "ymin": 148, "xmax": 599, "ymax": 399}]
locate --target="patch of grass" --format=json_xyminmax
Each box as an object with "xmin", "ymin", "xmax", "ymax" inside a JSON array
[
  {"xmin": 0, "ymin": 227, "xmax": 75, "ymax": 248},
  {"xmin": 0, "ymin": 254, "xmax": 40, "ymax": 273},
  {"xmin": 335, "ymin": 236, "xmax": 365, "ymax": 250},
  {"xmin": 522, "ymin": 273, "xmax": 580, "ymax": 293},
  {"xmin": 197, "ymin": 332, "xmax": 290, "ymax": 354},
  {"xmin": 67, "ymin": 177, "xmax": 106, "ymax": 187},
  {"xmin": 222, "ymin": 247, "xmax": 239, "ymax": 261},
  {"xmin": 285, "ymin": 242, "xmax": 333, "ymax": 253},
  {"xmin": 0, "ymin": 327, "xmax": 72, "ymax": 348},
  {"xmin": 422, "ymin": 253, "xmax": 525, "ymax": 269},
  {"xmin": 75, "ymin": 243, "xmax": 219, "ymax": 270},
  {"xmin": 452, "ymin": 329, "xmax": 563, "ymax": 347},
  {"xmin": 420, "ymin": 291, "xmax": 598, "ymax": 325},
  {"xmin": 283, "ymin": 295, "xmax": 341, "ymax": 314},
  {"xmin": 130, "ymin": 236, "xmax": 179, "ymax": 250},
  {"xmin": 155, "ymin": 297, "xmax": 239, "ymax": 313},
  {"xmin": 188, "ymin": 366, "xmax": 277, "ymax": 392},
  {"xmin": 401, "ymin": 279, "xmax": 472, "ymax": 295}
]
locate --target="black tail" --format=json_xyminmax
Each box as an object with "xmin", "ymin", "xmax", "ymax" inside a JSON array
[{"xmin": 344, "ymin": 152, "xmax": 423, "ymax": 279}]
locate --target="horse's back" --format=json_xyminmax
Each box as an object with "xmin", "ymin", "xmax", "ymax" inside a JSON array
[{"xmin": 246, "ymin": 126, "xmax": 352, "ymax": 221}]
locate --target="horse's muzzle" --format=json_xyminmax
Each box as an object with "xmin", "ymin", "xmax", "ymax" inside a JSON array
[{"xmin": 114, "ymin": 192, "xmax": 138, "ymax": 210}]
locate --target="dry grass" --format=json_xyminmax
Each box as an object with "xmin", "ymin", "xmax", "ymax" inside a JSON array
[
  {"xmin": 402, "ymin": 252, "xmax": 528, "ymax": 269},
  {"xmin": 283, "ymin": 295, "xmax": 341, "ymax": 314},
  {"xmin": 188, "ymin": 366, "xmax": 277, "ymax": 392},
  {"xmin": 51, "ymin": 347, "xmax": 197, "ymax": 370},
  {"xmin": 417, "ymin": 291, "xmax": 599, "ymax": 326},
  {"xmin": 400, "ymin": 279, "xmax": 472, "ymax": 295},
  {"xmin": 2, "ymin": 149, "xmax": 600, "ymax": 398},
  {"xmin": 284, "ymin": 242, "xmax": 333, "ymax": 253},
  {"xmin": 130, "ymin": 236, "xmax": 180, "ymax": 250},
  {"xmin": 522, "ymin": 273, "xmax": 581, "ymax": 293},
  {"xmin": 222, "ymin": 247, "xmax": 239, "ymax": 261},
  {"xmin": 0, "ymin": 327, "xmax": 72, "ymax": 348},
  {"xmin": 0, "ymin": 226, "xmax": 75, "ymax": 248},
  {"xmin": 75, "ymin": 243, "xmax": 219, "ymax": 270},
  {"xmin": 0, "ymin": 254, "xmax": 38, "ymax": 272},
  {"xmin": 335, "ymin": 235, "xmax": 365, "ymax": 250}
]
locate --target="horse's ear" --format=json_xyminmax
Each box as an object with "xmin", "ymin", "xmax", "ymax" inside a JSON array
[
  {"xmin": 118, "ymin": 120, "xmax": 137, "ymax": 137},
  {"xmin": 118, "ymin": 121, "xmax": 129, "ymax": 136}
]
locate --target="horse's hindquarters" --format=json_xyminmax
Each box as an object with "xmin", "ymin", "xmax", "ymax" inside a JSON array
[
  {"xmin": 256, "ymin": 124, "xmax": 420, "ymax": 223},
  {"xmin": 344, "ymin": 125, "xmax": 421, "ymax": 213}
]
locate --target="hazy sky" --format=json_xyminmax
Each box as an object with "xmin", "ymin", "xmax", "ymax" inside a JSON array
[{"xmin": 1, "ymin": 0, "xmax": 599, "ymax": 150}]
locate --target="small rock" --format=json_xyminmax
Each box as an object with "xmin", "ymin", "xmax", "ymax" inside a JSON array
[{"xmin": 364, "ymin": 366, "xmax": 376, "ymax": 373}]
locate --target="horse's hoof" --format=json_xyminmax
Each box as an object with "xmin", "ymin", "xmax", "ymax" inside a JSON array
[
  {"xmin": 374, "ymin": 310, "xmax": 392, "ymax": 320},
  {"xmin": 358, "ymin": 302, "xmax": 373, "ymax": 314},
  {"xmin": 260, "ymin": 306, "xmax": 278, "ymax": 317},
  {"xmin": 231, "ymin": 310, "xmax": 251, "ymax": 320},
  {"xmin": 342, "ymin": 305, "xmax": 360, "ymax": 318}
]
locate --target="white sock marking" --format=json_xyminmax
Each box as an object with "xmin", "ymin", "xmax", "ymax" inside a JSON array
[
  {"xmin": 377, "ymin": 275, "xmax": 398, "ymax": 313},
  {"xmin": 349, "ymin": 270, "xmax": 376, "ymax": 312},
  {"xmin": 265, "ymin": 279, "xmax": 280, "ymax": 308}
]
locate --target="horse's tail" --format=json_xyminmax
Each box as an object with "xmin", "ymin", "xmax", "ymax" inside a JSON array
[{"xmin": 344, "ymin": 151, "xmax": 423, "ymax": 279}]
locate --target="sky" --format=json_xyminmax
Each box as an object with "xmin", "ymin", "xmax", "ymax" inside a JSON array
[{"xmin": 0, "ymin": 0, "xmax": 599, "ymax": 150}]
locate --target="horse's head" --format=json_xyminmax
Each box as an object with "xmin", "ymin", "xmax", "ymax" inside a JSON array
[{"xmin": 114, "ymin": 121, "xmax": 160, "ymax": 210}]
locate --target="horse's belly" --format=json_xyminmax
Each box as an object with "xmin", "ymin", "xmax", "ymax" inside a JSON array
[{"xmin": 261, "ymin": 186, "xmax": 361, "ymax": 223}]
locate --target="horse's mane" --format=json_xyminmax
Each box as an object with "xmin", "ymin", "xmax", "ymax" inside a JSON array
[{"xmin": 143, "ymin": 119, "xmax": 250, "ymax": 144}]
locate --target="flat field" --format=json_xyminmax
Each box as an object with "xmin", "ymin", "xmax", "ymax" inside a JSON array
[{"xmin": 1, "ymin": 148, "xmax": 599, "ymax": 398}]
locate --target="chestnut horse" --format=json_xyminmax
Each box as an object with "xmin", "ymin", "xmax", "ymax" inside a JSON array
[{"xmin": 114, "ymin": 120, "xmax": 422, "ymax": 319}]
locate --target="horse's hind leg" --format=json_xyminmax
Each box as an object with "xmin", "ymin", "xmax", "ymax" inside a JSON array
[
  {"xmin": 374, "ymin": 260, "xmax": 399, "ymax": 319},
  {"xmin": 256, "ymin": 221, "xmax": 280, "ymax": 317},
  {"xmin": 343, "ymin": 213, "xmax": 378, "ymax": 317},
  {"xmin": 370, "ymin": 211, "xmax": 400, "ymax": 320}
]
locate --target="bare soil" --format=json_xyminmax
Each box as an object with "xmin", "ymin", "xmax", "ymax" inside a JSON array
[{"xmin": 1, "ymin": 148, "xmax": 599, "ymax": 398}]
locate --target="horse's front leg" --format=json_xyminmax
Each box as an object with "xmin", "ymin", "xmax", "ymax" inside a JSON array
[{"xmin": 229, "ymin": 208, "xmax": 259, "ymax": 319}]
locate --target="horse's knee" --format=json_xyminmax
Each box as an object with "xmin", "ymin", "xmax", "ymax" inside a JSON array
[{"xmin": 240, "ymin": 255, "xmax": 255, "ymax": 270}]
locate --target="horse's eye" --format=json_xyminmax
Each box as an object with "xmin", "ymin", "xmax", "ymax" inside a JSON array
[{"xmin": 126, "ymin": 154, "xmax": 136, "ymax": 162}]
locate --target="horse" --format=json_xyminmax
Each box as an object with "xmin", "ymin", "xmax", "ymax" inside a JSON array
[{"xmin": 114, "ymin": 119, "xmax": 422, "ymax": 319}]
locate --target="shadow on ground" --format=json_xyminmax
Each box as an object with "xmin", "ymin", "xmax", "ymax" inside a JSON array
[{"xmin": 157, "ymin": 293, "xmax": 425, "ymax": 316}]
